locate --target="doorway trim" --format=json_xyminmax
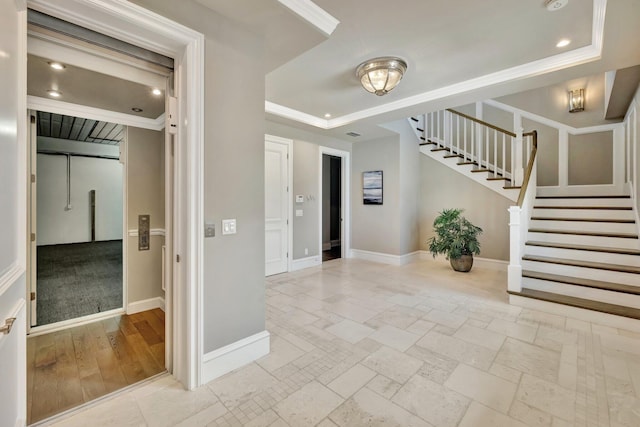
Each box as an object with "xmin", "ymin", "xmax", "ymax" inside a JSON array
[
  {"xmin": 25, "ymin": 0, "xmax": 205, "ymax": 389},
  {"xmin": 318, "ymin": 146, "xmax": 350, "ymax": 260}
]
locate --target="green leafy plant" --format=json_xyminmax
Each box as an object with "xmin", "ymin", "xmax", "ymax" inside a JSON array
[{"xmin": 428, "ymin": 208, "xmax": 483, "ymax": 260}]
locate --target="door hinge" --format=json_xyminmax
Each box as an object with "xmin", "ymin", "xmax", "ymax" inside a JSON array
[
  {"xmin": 176, "ymin": 254, "xmax": 180, "ymax": 263},
  {"xmin": 30, "ymin": 292, "xmax": 36, "ymax": 301},
  {"xmin": 30, "ymin": 115, "xmax": 36, "ymax": 124},
  {"xmin": 30, "ymin": 233, "xmax": 35, "ymax": 242},
  {"xmin": 31, "ymin": 174, "xmax": 36, "ymax": 183}
]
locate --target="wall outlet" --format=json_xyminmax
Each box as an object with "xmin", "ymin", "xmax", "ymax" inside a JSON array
[
  {"xmin": 304, "ymin": 248, "xmax": 308, "ymax": 255},
  {"xmin": 204, "ymin": 222, "xmax": 215, "ymax": 237},
  {"xmin": 296, "ymin": 209, "xmax": 303, "ymax": 217}
]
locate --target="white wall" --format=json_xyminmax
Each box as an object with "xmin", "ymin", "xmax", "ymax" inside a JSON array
[{"xmin": 36, "ymin": 150, "xmax": 123, "ymax": 246}]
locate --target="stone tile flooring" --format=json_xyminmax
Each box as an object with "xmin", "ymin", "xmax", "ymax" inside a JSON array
[{"xmin": 48, "ymin": 258, "xmax": 640, "ymax": 426}]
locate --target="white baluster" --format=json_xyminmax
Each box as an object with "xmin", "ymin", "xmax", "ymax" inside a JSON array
[{"xmin": 493, "ymin": 130, "xmax": 498, "ymax": 176}]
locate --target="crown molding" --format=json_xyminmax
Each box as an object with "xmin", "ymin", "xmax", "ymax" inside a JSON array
[
  {"xmin": 266, "ymin": 0, "xmax": 607, "ymax": 130},
  {"xmin": 277, "ymin": 0, "xmax": 340, "ymax": 36}
]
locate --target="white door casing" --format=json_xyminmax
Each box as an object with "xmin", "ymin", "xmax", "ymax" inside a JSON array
[
  {"xmin": 28, "ymin": 111, "xmax": 37, "ymax": 328},
  {"xmin": 26, "ymin": 0, "xmax": 205, "ymax": 391},
  {"xmin": 318, "ymin": 146, "xmax": 351, "ymax": 260},
  {"xmin": 0, "ymin": 0, "xmax": 28, "ymax": 426},
  {"xmin": 265, "ymin": 135, "xmax": 292, "ymax": 276}
]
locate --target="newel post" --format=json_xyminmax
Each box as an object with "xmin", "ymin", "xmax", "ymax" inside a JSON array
[{"xmin": 507, "ymin": 206, "xmax": 522, "ymax": 293}]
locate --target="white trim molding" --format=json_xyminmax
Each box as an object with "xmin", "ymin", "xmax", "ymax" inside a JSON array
[
  {"xmin": 27, "ymin": 96, "xmax": 165, "ymax": 131},
  {"xmin": 265, "ymin": 0, "xmax": 607, "ymax": 129},
  {"xmin": 290, "ymin": 255, "xmax": 322, "ymax": 271},
  {"xmin": 276, "ymin": 0, "xmax": 340, "ymax": 36},
  {"xmin": 28, "ymin": 307, "xmax": 124, "ymax": 337},
  {"xmin": 127, "ymin": 296, "xmax": 165, "ymax": 314},
  {"xmin": 419, "ymin": 251, "xmax": 509, "ymax": 272},
  {"xmin": 0, "ymin": 262, "xmax": 25, "ymax": 296},
  {"xmin": 202, "ymin": 331, "xmax": 270, "ymax": 384},
  {"xmin": 350, "ymin": 249, "xmax": 421, "ymax": 266}
]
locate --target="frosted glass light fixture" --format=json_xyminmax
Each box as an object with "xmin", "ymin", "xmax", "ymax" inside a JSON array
[
  {"xmin": 568, "ymin": 88, "xmax": 585, "ymax": 113},
  {"xmin": 356, "ymin": 57, "xmax": 407, "ymax": 96}
]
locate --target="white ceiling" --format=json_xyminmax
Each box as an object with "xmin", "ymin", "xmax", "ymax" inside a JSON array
[{"xmin": 197, "ymin": 0, "xmax": 640, "ymax": 140}]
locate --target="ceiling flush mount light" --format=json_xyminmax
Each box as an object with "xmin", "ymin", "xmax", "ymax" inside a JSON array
[
  {"xmin": 568, "ymin": 88, "xmax": 585, "ymax": 113},
  {"xmin": 48, "ymin": 61, "xmax": 65, "ymax": 70},
  {"xmin": 152, "ymin": 88, "xmax": 162, "ymax": 96},
  {"xmin": 545, "ymin": 0, "xmax": 569, "ymax": 11},
  {"xmin": 556, "ymin": 39, "xmax": 571, "ymax": 48},
  {"xmin": 47, "ymin": 89, "xmax": 61, "ymax": 98},
  {"xmin": 356, "ymin": 57, "xmax": 407, "ymax": 96},
  {"xmin": 132, "ymin": 107, "xmax": 143, "ymax": 113},
  {"xmin": 324, "ymin": 113, "xmax": 332, "ymax": 118}
]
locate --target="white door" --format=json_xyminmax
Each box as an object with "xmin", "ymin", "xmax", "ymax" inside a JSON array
[
  {"xmin": 0, "ymin": 1, "xmax": 27, "ymax": 426},
  {"xmin": 265, "ymin": 137, "xmax": 290, "ymax": 276}
]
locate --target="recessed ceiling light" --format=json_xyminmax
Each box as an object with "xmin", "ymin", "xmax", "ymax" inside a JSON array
[
  {"xmin": 48, "ymin": 62, "xmax": 65, "ymax": 70},
  {"xmin": 152, "ymin": 88, "xmax": 162, "ymax": 96},
  {"xmin": 324, "ymin": 113, "xmax": 332, "ymax": 118},
  {"xmin": 556, "ymin": 39, "xmax": 571, "ymax": 48},
  {"xmin": 132, "ymin": 107, "xmax": 143, "ymax": 113},
  {"xmin": 545, "ymin": 0, "xmax": 569, "ymax": 11},
  {"xmin": 47, "ymin": 90, "xmax": 61, "ymax": 98}
]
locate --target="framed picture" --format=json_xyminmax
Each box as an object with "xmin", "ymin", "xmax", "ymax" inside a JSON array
[{"xmin": 363, "ymin": 170, "xmax": 383, "ymax": 205}]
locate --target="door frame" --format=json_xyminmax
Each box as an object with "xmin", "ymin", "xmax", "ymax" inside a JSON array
[
  {"xmin": 23, "ymin": 0, "xmax": 205, "ymax": 389},
  {"xmin": 265, "ymin": 134, "xmax": 293, "ymax": 274},
  {"xmin": 318, "ymin": 146, "xmax": 350, "ymax": 260}
]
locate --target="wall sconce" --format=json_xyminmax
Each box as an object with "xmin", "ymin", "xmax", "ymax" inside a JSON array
[{"xmin": 568, "ymin": 88, "xmax": 585, "ymax": 113}]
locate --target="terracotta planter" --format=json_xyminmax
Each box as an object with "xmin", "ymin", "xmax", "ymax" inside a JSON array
[{"xmin": 450, "ymin": 255, "xmax": 473, "ymax": 272}]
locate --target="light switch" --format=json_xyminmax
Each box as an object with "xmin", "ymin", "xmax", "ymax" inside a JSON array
[
  {"xmin": 296, "ymin": 209, "xmax": 303, "ymax": 217},
  {"xmin": 222, "ymin": 219, "xmax": 237, "ymax": 235}
]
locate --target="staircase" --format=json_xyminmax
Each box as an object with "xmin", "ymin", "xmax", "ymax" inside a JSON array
[
  {"xmin": 409, "ymin": 110, "xmax": 536, "ymax": 202},
  {"xmin": 410, "ymin": 105, "xmax": 640, "ymax": 321}
]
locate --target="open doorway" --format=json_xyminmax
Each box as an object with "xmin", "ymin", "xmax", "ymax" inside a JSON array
[
  {"xmin": 25, "ymin": 14, "xmax": 171, "ymax": 423},
  {"xmin": 322, "ymin": 154, "xmax": 342, "ymax": 262}
]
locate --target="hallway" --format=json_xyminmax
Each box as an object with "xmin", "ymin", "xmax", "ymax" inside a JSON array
[{"xmin": 45, "ymin": 259, "xmax": 640, "ymax": 426}]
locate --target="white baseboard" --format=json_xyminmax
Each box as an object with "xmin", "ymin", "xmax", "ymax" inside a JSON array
[
  {"xmin": 509, "ymin": 294, "xmax": 640, "ymax": 333},
  {"xmin": 202, "ymin": 330, "xmax": 270, "ymax": 384},
  {"xmin": 419, "ymin": 251, "xmax": 508, "ymax": 271},
  {"xmin": 290, "ymin": 255, "xmax": 322, "ymax": 271},
  {"xmin": 350, "ymin": 249, "xmax": 421, "ymax": 266},
  {"xmin": 127, "ymin": 296, "xmax": 165, "ymax": 314}
]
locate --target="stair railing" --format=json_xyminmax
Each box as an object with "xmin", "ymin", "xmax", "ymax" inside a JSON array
[
  {"xmin": 508, "ymin": 131, "xmax": 537, "ymax": 293},
  {"xmin": 425, "ymin": 109, "xmax": 535, "ymax": 187}
]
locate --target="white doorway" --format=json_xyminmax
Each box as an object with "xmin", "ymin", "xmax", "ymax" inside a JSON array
[
  {"xmin": 318, "ymin": 147, "xmax": 351, "ymax": 260},
  {"xmin": 265, "ymin": 135, "xmax": 292, "ymax": 276}
]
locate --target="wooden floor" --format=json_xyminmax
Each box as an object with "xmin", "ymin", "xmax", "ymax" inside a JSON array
[{"xmin": 27, "ymin": 309, "xmax": 165, "ymax": 424}]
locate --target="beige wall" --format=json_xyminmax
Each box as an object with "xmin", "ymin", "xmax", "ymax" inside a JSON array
[
  {"xmin": 568, "ymin": 131, "xmax": 614, "ymax": 185},
  {"xmin": 352, "ymin": 135, "xmax": 403, "ymax": 255},
  {"xmin": 126, "ymin": 127, "xmax": 165, "ymax": 304},
  {"xmin": 131, "ymin": 0, "xmax": 267, "ymax": 353},
  {"xmin": 523, "ymin": 118, "xmax": 559, "ymax": 187},
  {"xmin": 419, "ymin": 155, "xmax": 512, "ymax": 261}
]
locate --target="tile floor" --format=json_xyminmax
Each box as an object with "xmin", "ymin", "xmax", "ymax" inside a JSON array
[{"xmin": 45, "ymin": 258, "xmax": 640, "ymax": 426}]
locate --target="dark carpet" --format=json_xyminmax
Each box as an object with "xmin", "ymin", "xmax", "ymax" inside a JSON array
[{"xmin": 37, "ymin": 240, "xmax": 123, "ymax": 326}]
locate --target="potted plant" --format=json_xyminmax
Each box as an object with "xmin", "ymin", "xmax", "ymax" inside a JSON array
[{"xmin": 428, "ymin": 208, "xmax": 483, "ymax": 272}]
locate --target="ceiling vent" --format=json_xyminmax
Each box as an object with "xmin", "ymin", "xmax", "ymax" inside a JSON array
[
  {"xmin": 346, "ymin": 131, "xmax": 361, "ymax": 137},
  {"xmin": 545, "ymin": 0, "xmax": 568, "ymax": 11}
]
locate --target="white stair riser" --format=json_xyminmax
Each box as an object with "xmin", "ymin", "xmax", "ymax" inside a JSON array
[
  {"xmin": 522, "ymin": 260, "xmax": 640, "ymax": 286},
  {"xmin": 522, "ymin": 278, "xmax": 640, "ymax": 309},
  {"xmin": 531, "ymin": 208, "xmax": 635, "ymax": 221},
  {"xmin": 529, "ymin": 220, "xmax": 636, "ymax": 234},
  {"xmin": 534, "ymin": 198, "xmax": 633, "ymax": 208},
  {"xmin": 527, "ymin": 232, "xmax": 640, "ymax": 249},
  {"xmin": 524, "ymin": 245, "xmax": 640, "ymax": 266}
]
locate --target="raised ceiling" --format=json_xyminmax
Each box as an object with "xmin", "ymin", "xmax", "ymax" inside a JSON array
[{"xmin": 197, "ymin": 0, "xmax": 640, "ymax": 136}]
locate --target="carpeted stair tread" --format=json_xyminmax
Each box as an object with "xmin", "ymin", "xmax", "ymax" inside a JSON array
[
  {"xmin": 522, "ymin": 254, "xmax": 640, "ymax": 274},
  {"xmin": 508, "ymin": 288, "xmax": 640, "ymax": 320},
  {"xmin": 522, "ymin": 270, "xmax": 640, "ymax": 295}
]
